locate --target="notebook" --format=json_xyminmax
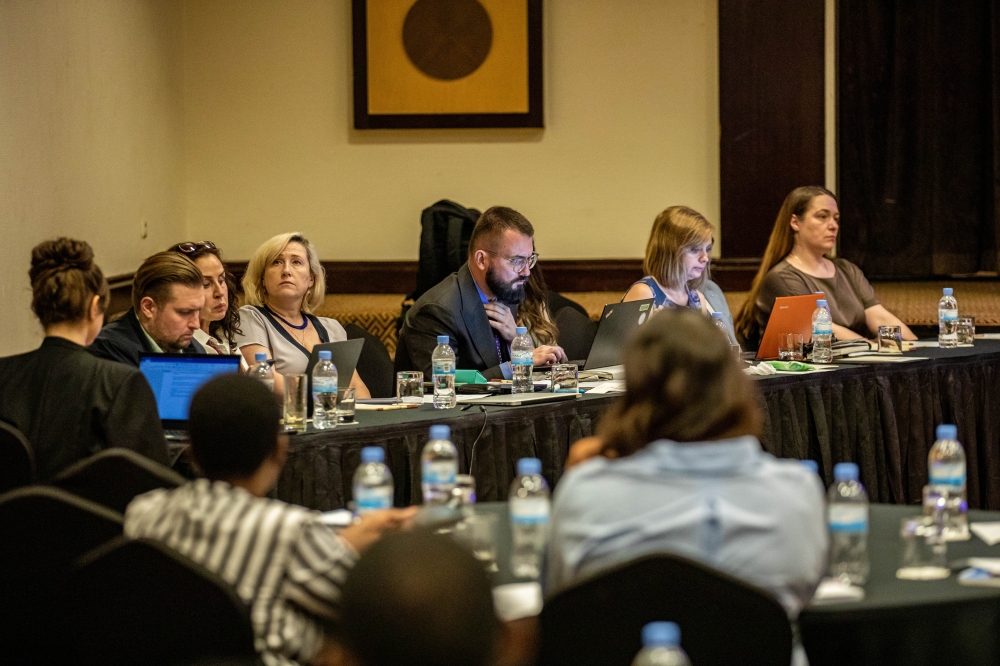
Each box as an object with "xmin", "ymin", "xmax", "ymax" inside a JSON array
[
  {"xmin": 139, "ymin": 353, "xmax": 242, "ymax": 437},
  {"xmin": 583, "ymin": 299, "xmax": 655, "ymax": 371}
]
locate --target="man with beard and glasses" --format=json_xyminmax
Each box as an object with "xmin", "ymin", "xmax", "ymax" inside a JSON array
[{"xmin": 396, "ymin": 206, "xmax": 567, "ymax": 380}]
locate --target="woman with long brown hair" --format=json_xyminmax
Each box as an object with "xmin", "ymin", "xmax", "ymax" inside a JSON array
[
  {"xmin": 733, "ymin": 186, "xmax": 914, "ymax": 348},
  {"xmin": 167, "ymin": 241, "xmax": 243, "ymax": 357},
  {"xmin": 546, "ymin": 308, "xmax": 826, "ymax": 625}
]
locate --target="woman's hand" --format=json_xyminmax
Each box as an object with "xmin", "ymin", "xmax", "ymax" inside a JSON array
[{"xmin": 484, "ymin": 302, "xmax": 518, "ymax": 342}]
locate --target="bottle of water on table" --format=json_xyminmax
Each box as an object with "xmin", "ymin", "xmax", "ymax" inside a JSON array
[
  {"xmin": 632, "ymin": 622, "xmax": 691, "ymax": 666},
  {"xmin": 811, "ymin": 299, "xmax": 833, "ymax": 364},
  {"xmin": 432, "ymin": 335, "xmax": 457, "ymax": 409},
  {"xmin": 353, "ymin": 446, "xmax": 393, "ymax": 515},
  {"xmin": 926, "ymin": 424, "xmax": 969, "ymax": 540},
  {"xmin": 939, "ymin": 287, "xmax": 958, "ymax": 348},
  {"xmin": 312, "ymin": 350, "xmax": 338, "ymax": 429},
  {"xmin": 827, "ymin": 462, "xmax": 869, "ymax": 585},
  {"xmin": 509, "ymin": 457, "xmax": 549, "ymax": 578},
  {"xmin": 511, "ymin": 326, "xmax": 534, "ymax": 394},
  {"xmin": 249, "ymin": 353, "xmax": 274, "ymax": 393},
  {"xmin": 422, "ymin": 425, "xmax": 458, "ymax": 505}
]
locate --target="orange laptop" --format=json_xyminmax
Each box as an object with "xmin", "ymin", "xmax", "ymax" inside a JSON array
[{"xmin": 756, "ymin": 294, "xmax": 825, "ymax": 360}]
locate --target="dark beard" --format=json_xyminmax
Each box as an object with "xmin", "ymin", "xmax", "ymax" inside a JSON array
[{"xmin": 485, "ymin": 266, "xmax": 526, "ymax": 306}]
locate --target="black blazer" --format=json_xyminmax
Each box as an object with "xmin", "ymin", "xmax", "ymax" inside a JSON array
[
  {"xmin": 396, "ymin": 263, "xmax": 514, "ymax": 380},
  {"xmin": 89, "ymin": 308, "xmax": 206, "ymax": 368},
  {"xmin": 0, "ymin": 337, "xmax": 169, "ymax": 481}
]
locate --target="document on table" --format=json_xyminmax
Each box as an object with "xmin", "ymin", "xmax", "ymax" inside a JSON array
[
  {"xmin": 836, "ymin": 355, "xmax": 928, "ymax": 363},
  {"xmin": 810, "ymin": 577, "xmax": 865, "ymax": 604},
  {"xmin": 493, "ymin": 582, "xmax": 543, "ymax": 621},
  {"xmin": 971, "ymin": 522, "xmax": 1000, "ymax": 546},
  {"xmin": 585, "ymin": 380, "xmax": 625, "ymax": 394}
]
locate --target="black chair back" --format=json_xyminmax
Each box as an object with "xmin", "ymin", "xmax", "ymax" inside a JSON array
[
  {"xmin": 0, "ymin": 420, "xmax": 34, "ymax": 493},
  {"xmin": 554, "ymin": 306, "xmax": 598, "ymax": 362},
  {"xmin": 538, "ymin": 554, "xmax": 793, "ymax": 666},
  {"xmin": 345, "ymin": 322, "xmax": 396, "ymax": 398},
  {"xmin": 67, "ymin": 536, "xmax": 260, "ymax": 666},
  {"xmin": 0, "ymin": 486, "xmax": 122, "ymax": 662},
  {"xmin": 52, "ymin": 447, "xmax": 185, "ymax": 514}
]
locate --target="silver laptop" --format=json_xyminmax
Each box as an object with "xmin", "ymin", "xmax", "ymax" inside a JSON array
[{"xmin": 462, "ymin": 392, "xmax": 579, "ymax": 407}]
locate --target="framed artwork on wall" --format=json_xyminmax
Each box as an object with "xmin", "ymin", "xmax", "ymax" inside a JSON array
[{"xmin": 352, "ymin": 0, "xmax": 543, "ymax": 129}]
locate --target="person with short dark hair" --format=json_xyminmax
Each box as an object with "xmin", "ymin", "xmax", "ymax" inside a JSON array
[
  {"xmin": 125, "ymin": 374, "xmax": 414, "ymax": 666},
  {"xmin": 396, "ymin": 206, "xmax": 567, "ymax": 380},
  {"xmin": 0, "ymin": 238, "xmax": 168, "ymax": 480},
  {"xmin": 89, "ymin": 251, "xmax": 207, "ymax": 366},
  {"xmin": 339, "ymin": 531, "xmax": 500, "ymax": 666}
]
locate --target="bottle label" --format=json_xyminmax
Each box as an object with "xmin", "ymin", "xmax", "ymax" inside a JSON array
[
  {"xmin": 432, "ymin": 360, "xmax": 455, "ymax": 375},
  {"xmin": 313, "ymin": 376, "xmax": 337, "ymax": 393},
  {"xmin": 813, "ymin": 324, "xmax": 832, "ymax": 335},
  {"xmin": 511, "ymin": 350, "xmax": 533, "ymax": 366},
  {"xmin": 940, "ymin": 308, "xmax": 958, "ymax": 322},
  {"xmin": 422, "ymin": 460, "xmax": 456, "ymax": 486},
  {"xmin": 510, "ymin": 497, "xmax": 550, "ymax": 525},
  {"xmin": 828, "ymin": 504, "xmax": 868, "ymax": 533},
  {"xmin": 930, "ymin": 462, "xmax": 965, "ymax": 487},
  {"xmin": 355, "ymin": 487, "xmax": 393, "ymax": 513}
]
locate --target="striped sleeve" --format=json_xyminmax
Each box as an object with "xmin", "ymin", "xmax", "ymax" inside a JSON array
[{"xmin": 281, "ymin": 520, "xmax": 357, "ymax": 622}]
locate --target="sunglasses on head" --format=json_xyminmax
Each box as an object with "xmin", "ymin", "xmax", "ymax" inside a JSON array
[{"xmin": 170, "ymin": 241, "xmax": 217, "ymax": 254}]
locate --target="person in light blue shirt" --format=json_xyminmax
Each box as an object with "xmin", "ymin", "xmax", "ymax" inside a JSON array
[{"xmin": 547, "ymin": 308, "xmax": 827, "ymax": 622}]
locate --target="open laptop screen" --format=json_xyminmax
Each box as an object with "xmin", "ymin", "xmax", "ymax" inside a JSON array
[{"xmin": 139, "ymin": 354, "xmax": 242, "ymax": 422}]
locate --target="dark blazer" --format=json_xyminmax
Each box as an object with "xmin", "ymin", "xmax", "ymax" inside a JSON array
[
  {"xmin": 396, "ymin": 263, "xmax": 512, "ymax": 380},
  {"xmin": 0, "ymin": 336, "xmax": 168, "ymax": 481},
  {"xmin": 89, "ymin": 308, "xmax": 206, "ymax": 367}
]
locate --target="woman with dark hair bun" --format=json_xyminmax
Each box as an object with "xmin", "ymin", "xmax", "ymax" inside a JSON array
[{"xmin": 0, "ymin": 238, "xmax": 168, "ymax": 480}]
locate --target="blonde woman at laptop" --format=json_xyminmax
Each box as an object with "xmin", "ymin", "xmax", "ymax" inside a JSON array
[
  {"xmin": 733, "ymin": 186, "xmax": 914, "ymax": 350},
  {"xmin": 622, "ymin": 206, "xmax": 735, "ymax": 342},
  {"xmin": 235, "ymin": 232, "xmax": 370, "ymax": 398}
]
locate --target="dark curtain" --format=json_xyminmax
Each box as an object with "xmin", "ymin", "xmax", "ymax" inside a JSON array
[{"xmin": 839, "ymin": 1, "xmax": 1000, "ymax": 278}]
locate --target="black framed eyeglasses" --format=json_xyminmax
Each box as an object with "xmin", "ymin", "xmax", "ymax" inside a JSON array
[
  {"xmin": 169, "ymin": 241, "xmax": 217, "ymax": 254},
  {"xmin": 483, "ymin": 250, "xmax": 538, "ymax": 272}
]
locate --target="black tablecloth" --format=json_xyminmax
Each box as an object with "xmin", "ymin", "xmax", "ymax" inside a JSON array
[{"xmin": 277, "ymin": 342, "xmax": 1000, "ymax": 511}]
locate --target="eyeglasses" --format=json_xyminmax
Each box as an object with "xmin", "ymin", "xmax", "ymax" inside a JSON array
[
  {"xmin": 170, "ymin": 241, "xmax": 217, "ymax": 254},
  {"xmin": 483, "ymin": 250, "xmax": 538, "ymax": 272}
]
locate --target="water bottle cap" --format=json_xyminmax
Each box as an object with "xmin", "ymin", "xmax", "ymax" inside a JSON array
[
  {"xmin": 360, "ymin": 447, "xmax": 384, "ymax": 463},
  {"xmin": 642, "ymin": 622, "xmax": 680, "ymax": 648},
  {"xmin": 800, "ymin": 459, "xmax": 819, "ymax": 475},
  {"xmin": 833, "ymin": 462, "xmax": 859, "ymax": 481},
  {"xmin": 429, "ymin": 425, "xmax": 450, "ymax": 441},
  {"xmin": 711, "ymin": 311, "xmax": 723, "ymax": 319},
  {"xmin": 515, "ymin": 326, "xmax": 528, "ymax": 335},
  {"xmin": 318, "ymin": 350, "xmax": 332, "ymax": 360},
  {"xmin": 943, "ymin": 288, "xmax": 953, "ymax": 295},
  {"xmin": 816, "ymin": 299, "xmax": 828, "ymax": 307},
  {"xmin": 255, "ymin": 353, "xmax": 267, "ymax": 362},
  {"xmin": 517, "ymin": 457, "xmax": 542, "ymax": 475},
  {"xmin": 936, "ymin": 424, "xmax": 958, "ymax": 441},
  {"xmin": 437, "ymin": 335, "xmax": 449, "ymax": 344}
]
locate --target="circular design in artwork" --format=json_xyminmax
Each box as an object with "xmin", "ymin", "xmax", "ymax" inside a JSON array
[{"xmin": 402, "ymin": 0, "xmax": 493, "ymax": 81}]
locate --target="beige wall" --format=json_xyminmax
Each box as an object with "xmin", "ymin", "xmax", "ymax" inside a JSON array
[
  {"xmin": 0, "ymin": 0, "xmax": 186, "ymax": 355},
  {"xmin": 182, "ymin": 0, "xmax": 720, "ymax": 261}
]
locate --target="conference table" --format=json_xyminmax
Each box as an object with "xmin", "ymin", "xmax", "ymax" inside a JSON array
[{"xmin": 275, "ymin": 341, "xmax": 1000, "ymax": 512}]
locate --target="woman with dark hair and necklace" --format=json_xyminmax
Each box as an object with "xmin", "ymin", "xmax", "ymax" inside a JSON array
[{"xmin": 235, "ymin": 232, "xmax": 370, "ymax": 398}]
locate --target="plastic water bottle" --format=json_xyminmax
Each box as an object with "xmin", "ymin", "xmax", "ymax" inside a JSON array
[
  {"xmin": 631, "ymin": 622, "xmax": 691, "ymax": 666},
  {"xmin": 926, "ymin": 424, "xmax": 969, "ymax": 540},
  {"xmin": 311, "ymin": 350, "xmax": 338, "ymax": 430},
  {"xmin": 800, "ymin": 459, "xmax": 820, "ymax": 475},
  {"xmin": 827, "ymin": 462, "xmax": 869, "ymax": 585},
  {"xmin": 811, "ymin": 299, "xmax": 833, "ymax": 364},
  {"xmin": 431, "ymin": 335, "xmax": 457, "ymax": 409},
  {"xmin": 353, "ymin": 447, "xmax": 393, "ymax": 515},
  {"xmin": 511, "ymin": 326, "xmax": 534, "ymax": 394},
  {"xmin": 938, "ymin": 288, "xmax": 958, "ymax": 348},
  {"xmin": 509, "ymin": 457, "xmax": 550, "ymax": 578},
  {"xmin": 421, "ymin": 425, "xmax": 458, "ymax": 505},
  {"xmin": 249, "ymin": 353, "xmax": 274, "ymax": 393}
]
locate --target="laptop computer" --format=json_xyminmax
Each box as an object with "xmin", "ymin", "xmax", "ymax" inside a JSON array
[
  {"xmin": 304, "ymin": 339, "xmax": 365, "ymax": 391},
  {"xmin": 756, "ymin": 294, "xmax": 824, "ymax": 360},
  {"xmin": 139, "ymin": 353, "xmax": 242, "ymax": 438},
  {"xmin": 583, "ymin": 299, "xmax": 655, "ymax": 370}
]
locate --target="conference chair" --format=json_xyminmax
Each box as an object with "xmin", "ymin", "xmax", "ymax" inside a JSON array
[
  {"xmin": 554, "ymin": 306, "xmax": 598, "ymax": 362},
  {"xmin": 537, "ymin": 554, "xmax": 793, "ymax": 666},
  {"xmin": 345, "ymin": 322, "xmax": 395, "ymax": 398},
  {"xmin": 67, "ymin": 537, "xmax": 262, "ymax": 666},
  {"xmin": 0, "ymin": 420, "xmax": 34, "ymax": 493},
  {"xmin": 52, "ymin": 447, "xmax": 185, "ymax": 514},
  {"xmin": 0, "ymin": 486, "xmax": 123, "ymax": 663}
]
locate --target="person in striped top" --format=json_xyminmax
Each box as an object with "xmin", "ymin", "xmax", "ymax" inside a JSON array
[{"xmin": 125, "ymin": 373, "xmax": 414, "ymax": 666}]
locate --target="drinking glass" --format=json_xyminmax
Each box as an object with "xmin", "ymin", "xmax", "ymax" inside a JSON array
[
  {"xmin": 453, "ymin": 512, "xmax": 498, "ymax": 572},
  {"xmin": 958, "ymin": 316, "xmax": 976, "ymax": 345},
  {"xmin": 396, "ymin": 371, "xmax": 424, "ymax": 405},
  {"xmin": 778, "ymin": 333, "xmax": 804, "ymax": 361},
  {"xmin": 877, "ymin": 325, "xmax": 903, "ymax": 354},
  {"xmin": 283, "ymin": 374, "xmax": 307, "ymax": 432},
  {"xmin": 896, "ymin": 516, "xmax": 949, "ymax": 580},
  {"xmin": 336, "ymin": 387, "xmax": 356, "ymax": 423},
  {"xmin": 550, "ymin": 364, "xmax": 579, "ymax": 393}
]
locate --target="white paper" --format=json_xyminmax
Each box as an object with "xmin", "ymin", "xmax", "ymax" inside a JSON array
[
  {"xmin": 317, "ymin": 509, "xmax": 353, "ymax": 527},
  {"xmin": 419, "ymin": 394, "xmax": 480, "ymax": 404},
  {"xmin": 585, "ymin": 380, "xmax": 626, "ymax": 394},
  {"xmin": 836, "ymin": 355, "xmax": 928, "ymax": 363},
  {"xmin": 971, "ymin": 523, "xmax": 1000, "ymax": 546},
  {"xmin": 810, "ymin": 577, "xmax": 865, "ymax": 604},
  {"xmin": 979, "ymin": 333, "xmax": 1000, "ymax": 340},
  {"xmin": 492, "ymin": 582, "xmax": 543, "ymax": 621},
  {"xmin": 909, "ymin": 340, "xmax": 944, "ymax": 348}
]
